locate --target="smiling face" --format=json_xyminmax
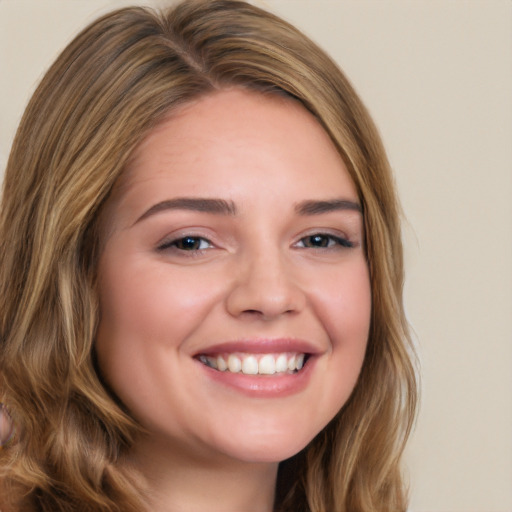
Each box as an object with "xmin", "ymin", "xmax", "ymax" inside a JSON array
[{"xmin": 95, "ymin": 89, "xmax": 371, "ymax": 466}]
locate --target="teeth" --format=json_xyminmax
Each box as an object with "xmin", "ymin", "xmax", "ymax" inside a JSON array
[
  {"xmin": 228, "ymin": 354, "xmax": 242, "ymax": 373},
  {"xmin": 199, "ymin": 355, "xmax": 217, "ymax": 369},
  {"xmin": 216, "ymin": 355, "xmax": 228, "ymax": 371},
  {"xmin": 242, "ymin": 355, "xmax": 258, "ymax": 375},
  {"xmin": 275, "ymin": 354, "xmax": 288, "ymax": 373},
  {"xmin": 258, "ymin": 354, "xmax": 276, "ymax": 375},
  {"xmin": 199, "ymin": 352, "xmax": 307, "ymax": 375}
]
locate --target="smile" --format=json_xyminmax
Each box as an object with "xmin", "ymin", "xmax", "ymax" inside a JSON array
[{"xmin": 197, "ymin": 352, "xmax": 306, "ymax": 375}]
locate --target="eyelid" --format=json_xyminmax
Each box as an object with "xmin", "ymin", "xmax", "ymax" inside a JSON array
[
  {"xmin": 294, "ymin": 231, "xmax": 355, "ymax": 249},
  {"xmin": 156, "ymin": 234, "xmax": 215, "ymax": 252}
]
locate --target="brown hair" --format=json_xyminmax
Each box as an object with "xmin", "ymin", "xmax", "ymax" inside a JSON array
[{"xmin": 0, "ymin": 1, "xmax": 417, "ymax": 510}]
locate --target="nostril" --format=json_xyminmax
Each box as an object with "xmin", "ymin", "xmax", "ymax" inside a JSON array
[{"xmin": 225, "ymin": 272, "xmax": 306, "ymax": 319}]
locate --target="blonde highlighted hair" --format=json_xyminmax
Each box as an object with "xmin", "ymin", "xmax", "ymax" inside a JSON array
[{"xmin": 0, "ymin": 1, "xmax": 417, "ymax": 510}]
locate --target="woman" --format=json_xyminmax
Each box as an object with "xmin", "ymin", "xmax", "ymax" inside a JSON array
[{"xmin": 0, "ymin": 1, "xmax": 417, "ymax": 511}]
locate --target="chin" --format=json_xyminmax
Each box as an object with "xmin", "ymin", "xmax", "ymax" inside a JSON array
[{"xmin": 213, "ymin": 425, "xmax": 318, "ymax": 464}]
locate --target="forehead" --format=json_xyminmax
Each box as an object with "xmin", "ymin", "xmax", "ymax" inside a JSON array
[{"xmin": 112, "ymin": 88, "xmax": 358, "ymax": 211}]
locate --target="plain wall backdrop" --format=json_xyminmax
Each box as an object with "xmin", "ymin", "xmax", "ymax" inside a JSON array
[{"xmin": 1, "ymin": 1, "xmax": 511, "ymax": 511}]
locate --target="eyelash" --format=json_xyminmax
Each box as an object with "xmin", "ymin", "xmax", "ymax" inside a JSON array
[
  {"xmin": 157, "ymin": 233, "xmax": 353, "ymax": 254},
  {"xmin": 157, "ymin": 236, "xmax": 213, "ymax": 252},
  {"xmin": 294, "ymin": 233, "xmax": 354, "ymax": 249}
]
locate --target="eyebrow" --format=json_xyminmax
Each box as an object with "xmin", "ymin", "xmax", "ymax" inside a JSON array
[
  {"xmin": 135, "ymin": 196, "xmax": 362, "ymax": 224},
  {"xmin": 135, "ymin": 197, "xmax": 237, "ymax": 223},
  {"xmin": 294, "ymin": 199, "xmax": 362, "ymax": 215}
]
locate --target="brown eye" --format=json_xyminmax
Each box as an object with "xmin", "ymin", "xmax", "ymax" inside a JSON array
[
  {"xmin": 175, "ymin": 237, "xmax": 204, "ymax": 250},
  {"xmin": 158, "ymin": 236, "xmax": 212, "ymax": 252},
  {"xmin": 297, "ymin": 234, "xmax": 353, "ymax": 249},
  {"xmin": 304, "ymin": 235, "xmax": 330, "ymax": 248}
]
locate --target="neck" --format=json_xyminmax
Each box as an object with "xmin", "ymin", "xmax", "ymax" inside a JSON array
[{"xmin": 129, "ymin": 434, "xmax": 279, "ymax": 512}]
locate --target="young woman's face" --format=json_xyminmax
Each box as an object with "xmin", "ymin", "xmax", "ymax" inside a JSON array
[{"xmin": 96, "ymin": 89, "xmax": 371, "ymax": 465}]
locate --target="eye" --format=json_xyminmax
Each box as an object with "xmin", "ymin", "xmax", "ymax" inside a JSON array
[
  {"xmin": 296, "ymin": 233, "xmax": 353, "ymax": 249},
  {"xmin": 158, "ymin": 235, "xmax": 213, "ymax": 252}
]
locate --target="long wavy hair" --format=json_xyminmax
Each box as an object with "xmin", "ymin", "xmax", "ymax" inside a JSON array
[{"xmin": 0, "ymin": 1, "xmax": 418, "ymax": 511}]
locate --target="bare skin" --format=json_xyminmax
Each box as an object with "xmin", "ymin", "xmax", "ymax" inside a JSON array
[{"xmin": 96, "ymin": 89, "xmax": 371, "ymax": 511}]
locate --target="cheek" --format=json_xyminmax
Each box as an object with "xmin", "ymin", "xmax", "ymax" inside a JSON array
[
  {"xmin": 313, "ymin": 259, "xmax": 372, "ymax": 344},
  {"xmin": 98, "ymin": 259, "xmax": 207, "ymax": 336},
  {"xmin": 308, "ymin": 259, "xmax": 371, "ymax": 411},
  {"xmin": 94, "ymin": 259, "xmax": 224, "ymax": 383},
  {"xmin": 93, "ymin": 260, "xmax": 224, "ymax": 430}
]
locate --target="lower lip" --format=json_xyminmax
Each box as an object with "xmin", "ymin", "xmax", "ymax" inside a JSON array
[{"xmin": 197, "ymin": 357, "xmax": 316, "ymax": 398}]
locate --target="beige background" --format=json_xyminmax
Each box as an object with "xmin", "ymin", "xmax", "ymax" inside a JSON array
[{"xmin": 1, "ymin": 1, "xmax": 511, "ymax": 511}]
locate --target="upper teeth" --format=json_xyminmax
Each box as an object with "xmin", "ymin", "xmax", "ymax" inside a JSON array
[{"xmin": 198, "ymin": 353, "xmax": 305, "ymax": 375}]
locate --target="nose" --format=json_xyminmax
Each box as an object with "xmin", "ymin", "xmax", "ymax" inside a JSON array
[{"xmin": 225, "ymin": 249, "xmax": 306, "ymax": 320}]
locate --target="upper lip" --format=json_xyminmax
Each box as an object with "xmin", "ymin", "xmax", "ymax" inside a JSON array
[{"xmin": 194, "ymin": 338, "xmax": 323, "ymax": 357}]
